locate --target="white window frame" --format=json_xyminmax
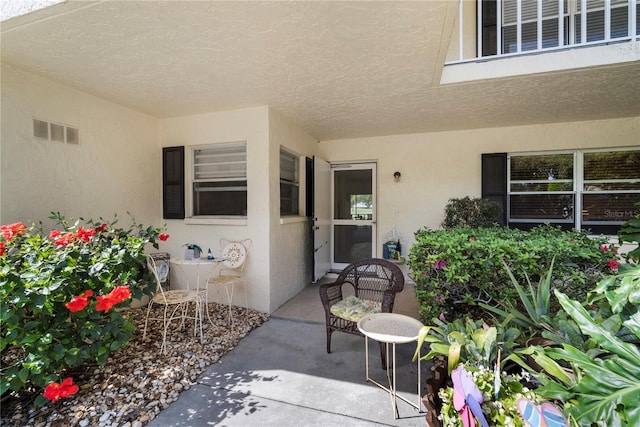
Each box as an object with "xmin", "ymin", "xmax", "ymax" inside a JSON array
[
  {"xmin": 279, "ymin": 147, "xmax": 300, "ymax": 217},
  {"xmin": 190, "ymin": 141, "xmax": 247, "ymax": 218},
  {"xmin": 494, "ymin": 0, "xmax": 636, "ymax": 56},
  {"xmin": 508, "ymin": 146, "xmax": 640, "ymax": 233},
  {"xmin": 508, "ymin": 149, "xmax": 577, "ymax": 226}
]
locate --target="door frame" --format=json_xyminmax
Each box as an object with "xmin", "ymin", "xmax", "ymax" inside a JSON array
[
  {"xmin": 330, "ymin": 162, "xmax": 377, "ymax": 271},
  {"xmin": 312, "ymin": 156, "xmax": 331, "ymax": 283}
]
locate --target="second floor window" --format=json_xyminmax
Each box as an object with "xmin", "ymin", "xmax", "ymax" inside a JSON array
[
  {"xmin": 481, "ymin": 0, "xmax": 639, "ymax": 56},
  {"xmin": 192, "ymin": 142, "xmax": 247, "ymax": 216}
]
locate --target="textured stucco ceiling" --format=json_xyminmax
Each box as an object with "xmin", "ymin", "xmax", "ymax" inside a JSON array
[{"xmin": 2, "ymin": 0, "xmax": 639, "ymax": 141}]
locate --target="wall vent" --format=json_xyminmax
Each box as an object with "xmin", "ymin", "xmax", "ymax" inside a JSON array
[
  {"xmin": 33, "ymin": 119, "xmax": 49, "ymax": 139},
  {"xmin": 33, "ymin": 118, "xmax": 79, "ymax": 145},
  {"xmin": 66, "ymin": 127, "xmax": 79, "ymax": 144},
  {"xmin": 50, "ymin": 123, "xmax": 64, "ymax": 142}
]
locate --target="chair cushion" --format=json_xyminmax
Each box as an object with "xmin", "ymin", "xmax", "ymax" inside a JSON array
[{"xmin": 330, "ymin": 296, "xmax": 381, "ymax": 322}]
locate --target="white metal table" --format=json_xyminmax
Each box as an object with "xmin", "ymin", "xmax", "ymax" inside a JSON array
[
  {"xmin": 357, "ymin": 312, "xmax": 424, "ymax": 419},
  {"xmin": 170, "ymin": 258, "xmax": 225, "ymax": 325}
]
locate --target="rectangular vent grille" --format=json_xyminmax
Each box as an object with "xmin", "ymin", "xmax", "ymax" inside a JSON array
[
  {"xmin": 33, "ymin": 118, "xmax": 80, "ymax": 145},
  {"xmin": 33, "ymin": 119, "xmax": 49, "ymax": 139},
  {"xmin": 66, "ymin": 127, "xmax": 79, "ymax": 144},
  {"xmin": 50, "ymin": 123, "xmax": 64, "ymax": 142}
]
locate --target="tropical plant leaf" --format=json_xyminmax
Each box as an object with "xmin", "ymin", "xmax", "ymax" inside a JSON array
[
  {"xmin": 549, "ymin": 345, "xmax": 640, "ymax": 426},
  {"xmin": 543, "ymin": 292, "xmax": 640, "ymax": 426},
  {"xmin": 448, "ymin": 344, "xmax": 461, "ymax": 374},
  {"xmin": 423, "ymin": 343, "xmax": 452, "ymax": 361},
  {"xmin": 502, "ymin": 259, "xmax": 538, "ymax": 321},
  {"xmin": 623, "ymin": 311, "xmax": 640, "ymax": 340},
  {"xmin": 555, "ymin": 291, "xmax": 640, "ymax": 362},
  {"xmin": 536, "ymin": 257, "xmax": 554, "ymax": 317}
]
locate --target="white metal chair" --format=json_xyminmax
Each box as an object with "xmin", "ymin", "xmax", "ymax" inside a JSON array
[
  {"xmin": 205, "ymin": 238, "xmax": 251, "ymax": 325},
  {"xmin": 143, "ymin": 255, "xmax": 203, "ymax": 353}
]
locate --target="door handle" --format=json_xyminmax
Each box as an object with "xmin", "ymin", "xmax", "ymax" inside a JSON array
[{"xmin": 313, "ymin": 226, "xmax": 320, "ymax": 230}]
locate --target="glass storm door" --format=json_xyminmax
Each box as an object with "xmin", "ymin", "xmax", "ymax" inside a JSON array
[{"xmin": 331, "ymin": 163, "xmax": 376, "ymax": 271}]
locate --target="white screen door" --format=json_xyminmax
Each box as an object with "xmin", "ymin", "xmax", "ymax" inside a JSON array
[
  {"xmin": 313, "ymin": 156, "xmax": 331, "ymax": 282},
  {"xmin": 331, "ymin": 163, "xmax": 376, "ymax": 271}
]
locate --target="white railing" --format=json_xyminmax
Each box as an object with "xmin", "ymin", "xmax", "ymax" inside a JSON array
[{"xmin": 450, "ymin": 0, "xmax": 638, "ymax": 63}]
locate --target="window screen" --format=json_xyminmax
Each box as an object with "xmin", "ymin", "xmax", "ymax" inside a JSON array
[
  {"xmin": 280, "ymin": 148, "xmax": 299, "ymax": 216},
  {"xmin": 582, "ymin": 150, "xmax": 640, "ymax": 228},
  {"xmin": 192, "ymin": 142, "xmax": 247, "ymax": 216},
  {"xmin": 504, "ymin": 148, "xmax": 640, "ymax": 233}
]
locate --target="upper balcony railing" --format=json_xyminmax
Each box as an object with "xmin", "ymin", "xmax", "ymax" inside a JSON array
[{"xmin": 448, "ymin": 0, "xmax": 639, "ymax": 64}]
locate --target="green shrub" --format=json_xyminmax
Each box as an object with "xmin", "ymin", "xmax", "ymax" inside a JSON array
[
  {"xmin": 0, "ymin": 213, "xmax": 168, "ymax": 404},
  {"xmin": 408, "ymin": 225, "xmax": 615, "ymax": 323},
  {"xmin": 441, "ymin": 196, "xmax": 502, "ymax": 229}
]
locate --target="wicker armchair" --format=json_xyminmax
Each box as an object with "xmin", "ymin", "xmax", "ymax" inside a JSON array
[{"xmin": 319, "ymin": 258, "xmax": 405, "ymax": 367}]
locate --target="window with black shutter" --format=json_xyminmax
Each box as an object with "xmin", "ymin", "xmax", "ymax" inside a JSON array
[
  {"xmin": 481, "ymin": 153, "xmax": 507, "ymax": 225},
  {"xmin": 483, "ymin": 148, "xmax": 640, "ymax": 234},
  {"xmin": 163, "ymin": 146, "xmax": 185, "ymax": 219}
]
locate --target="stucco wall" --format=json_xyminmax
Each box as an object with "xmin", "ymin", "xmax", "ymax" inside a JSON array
[
  {"xmin": 267, "ymin": 108, "xmax": 318, "ymax": 311},
  {"xmin": 318, "ymin": 116, "xmax": 640, "ymax": 255},
  {"xmin": 0, "ymin": 64, "xmax": 161, "ymax": 230},
  {"xmin": 159, "ymin": 107, "xmax": 272, "ymax": 313}
]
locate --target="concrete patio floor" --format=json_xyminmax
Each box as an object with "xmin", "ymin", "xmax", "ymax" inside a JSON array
[{"xmin": 148, "ymin": 273, "xmax": 430, "ymax": 427}]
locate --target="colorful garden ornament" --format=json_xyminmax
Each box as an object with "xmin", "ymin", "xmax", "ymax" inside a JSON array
[
  {"xmin": 517, "ymin": 398, "xmax": 569, "ymax": 427},
  {"xmin": 451, "ymin": 366, "xmax": 489, "ymax": 427}
]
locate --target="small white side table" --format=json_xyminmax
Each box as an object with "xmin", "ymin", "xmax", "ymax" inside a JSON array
[
  {"xmin": 170, "ymin": 258, "xmax": 224, "ymax": 325},
  {"xmin": 357, "ymin": 313, "xmax": 424, "ymax": 419}
]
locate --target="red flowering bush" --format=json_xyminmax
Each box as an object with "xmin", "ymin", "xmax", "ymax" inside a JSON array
[{"xmin": 0, "ymin": 213, "xmax": 168, "ymax": 404}]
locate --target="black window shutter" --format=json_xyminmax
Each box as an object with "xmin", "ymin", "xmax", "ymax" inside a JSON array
[
  {"xmin": 481, "ymin": 153, "xmax": 507, "ymax": 226},
  {"xmin": 163, "ymin": 146, "xmax": 185, "ymax": 219}
]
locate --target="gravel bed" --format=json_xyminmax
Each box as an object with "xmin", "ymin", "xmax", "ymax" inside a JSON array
[{"xmin": 1, "ymin": 303, "xmax": 269, "ymax": 427}]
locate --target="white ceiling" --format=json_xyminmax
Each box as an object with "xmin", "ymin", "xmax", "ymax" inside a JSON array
[{"xmin": 2, "ymin": 0, "xmax": 640, "ymax": 141}]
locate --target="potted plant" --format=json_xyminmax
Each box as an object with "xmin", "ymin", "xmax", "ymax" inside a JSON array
[{"xmin": 184, "ymin": 243, "xmax": 202, "ymax": 259}]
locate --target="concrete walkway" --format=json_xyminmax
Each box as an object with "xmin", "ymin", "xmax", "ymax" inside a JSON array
[{"xmin": 148, "ymin": 317, "xmax": 430, "ymax": 426}]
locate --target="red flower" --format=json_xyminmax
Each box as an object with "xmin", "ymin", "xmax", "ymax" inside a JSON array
[
  {"xmin": 76, "ymin": 226, "xmax": 95, "ymax": 243},
  {"xmin": 49, "ymin": 229, "xmax": 61, "ymax": 240},
  {"xmin": 0, "ymin": 242, "xmax": 5, "ymax": 256},
  {"xmin": 112, "ymin": 285, "xmax": 132, "ymax": 302},
  {"xmin": 95, "ymin": 223, "xmax": 108, "ymax": 233},
  {"xmin": 601, "ymin": 245, "xmax": 609, "ymax": 252},
  {"xmin": 65, "ymin": 290, "xmax": 93, "ymax": 313},
  {"xmin": 607, "ymin": 259, "xmax": 619, "ymax": 271},
  {"xmin": 469, "ymin": 236, "xmax": 476, "ymax": 241},
  {"xmin": 158, "ymin": 233, "xmax": 170, "ymax": 241},
  {"xmin": 1, "ymin": 222, "xmax": 27, "ymax": 242},
  {"xmin": 95, "ymin": 295, "xmax": 115, "ymax": 312},
  {"xmin": 43, "ymin": 377, "xmax": 79, "ymax": 402},
  {"xmin": 96, "ymin": 285, "xmax": 131, "ymax": 312},
  {"xmin": 53, "ymin": 232, "xmax": 75, "ymax": 247}
]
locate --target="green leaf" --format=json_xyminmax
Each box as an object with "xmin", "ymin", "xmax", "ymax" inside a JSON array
[
  {"xmin": 448, "ymin": 344, "xmax": 461, "ymax": 374},
  {"xmin": 501, "ymin": 259, "xmax": 538, "ymax": 321},
  {"xmin": 623, "ymin": 311, "xmax": 640, "ymax": 341},
  {"xmin": 556, "ymin": 291, "xmax": 640, "ymax": 362},
  {"xmin": 18, "ymin": 368, "xmax": 29, "ymax": 384},
  {"xmin": 530, "ymin": 348, "xmax": 574, "ymax": 386}
]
